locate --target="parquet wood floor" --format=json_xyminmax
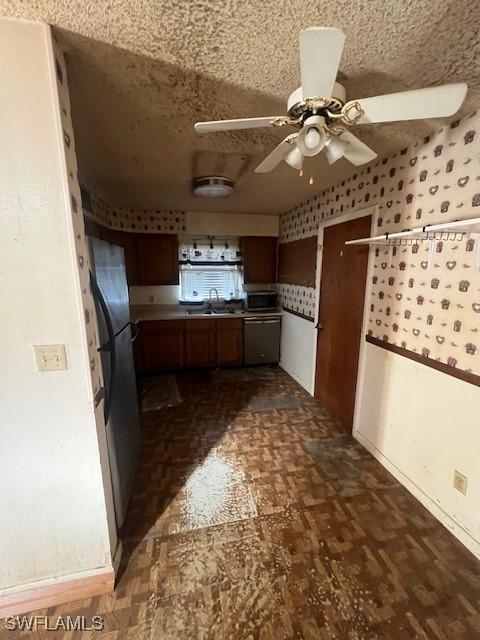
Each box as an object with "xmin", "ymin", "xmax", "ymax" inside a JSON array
[{"xmin": 4, "ymin": 369, "xmax": 480, "ymax": 639}]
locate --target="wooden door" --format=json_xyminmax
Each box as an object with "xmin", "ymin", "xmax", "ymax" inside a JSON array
[
  {"xmin": 216, "ymin": 318, "xmax": 243, "ymax": 366},
  {"xmin": 241, "ymin": 236, "xmax": 277, "ymax": 284},
  {"xmin": 136, "ymin": 234, "xmax": 179, "ymax": 285},
  {"xmin": 185, "ymin": 319, "xmax": 216, "ymax": 368},
  {"xmin": 315, "ymin": 215, "xmax": 371, "ymax": 430}
]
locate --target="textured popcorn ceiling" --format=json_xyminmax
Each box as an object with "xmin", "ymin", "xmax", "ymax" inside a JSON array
[{"xmin": 1, "ymin": 1, "xmax": 479, "ymax": 213}]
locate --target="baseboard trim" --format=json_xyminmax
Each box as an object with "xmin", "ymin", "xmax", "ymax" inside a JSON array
[
  {"xmin": 0, "ymin": 567, "xmax": 114, "ymax": 618},
  {"xmin": 279, "ymin": 362, "xmax": 313, "ymax": 395},
  {"xmin": 354, "ymin": 430, "xmax": 480, "ymax": 561}
]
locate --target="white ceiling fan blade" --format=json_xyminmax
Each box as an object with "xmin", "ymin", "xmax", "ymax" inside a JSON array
[
  {"xmin": 299, "ymin": 27, "xmax": 345, "ymax": 99},
  {"xmin": 254, "ymin": 134, "xmax": 298, "ymax": 173},
  {"xmin": 340, "ymin": 130, "xmax": 377, "ymax": 166},
  {"xmin": 194, "ymin": 116, "xmax": 284, "ymax": 134},
  {"xmin": 347, "ymin": 83, "xmax": 467, "ymax": 124}
]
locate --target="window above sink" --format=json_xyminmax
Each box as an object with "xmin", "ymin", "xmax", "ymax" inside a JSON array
[{"xmin": 178, "ymin": 237, "xmax": 243, "ymax": 303}]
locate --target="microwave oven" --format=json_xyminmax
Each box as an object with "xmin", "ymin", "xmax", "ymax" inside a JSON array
[{"xmin": 245, "ymin": 291, "xmax": 278, "ymax": 311}]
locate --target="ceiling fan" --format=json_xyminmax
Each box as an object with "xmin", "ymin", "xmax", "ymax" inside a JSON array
[{"xmin": 194, "ymin": 27, "xmax": 467, "ymax": 174}]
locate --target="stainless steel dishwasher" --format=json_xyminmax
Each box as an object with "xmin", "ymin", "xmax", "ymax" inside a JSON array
[{"xmin": 244, "ymin": 317, "xmax": 281, "ymax": 365}]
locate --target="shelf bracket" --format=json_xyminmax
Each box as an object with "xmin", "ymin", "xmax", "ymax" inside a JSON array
[{"xmin": 427, "ymin": 238, "xmax": 437, "ymax": 269}]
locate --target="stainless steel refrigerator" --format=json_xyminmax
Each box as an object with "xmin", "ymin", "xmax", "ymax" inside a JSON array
[{"xmin": 88, "ymin": 237, "xmax": 140, "ymax": 529}]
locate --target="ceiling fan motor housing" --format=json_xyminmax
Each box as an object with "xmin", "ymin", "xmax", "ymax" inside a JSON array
[{"xmin": 287, "ymin": 82, "xmax": 347, "ymax": 120}]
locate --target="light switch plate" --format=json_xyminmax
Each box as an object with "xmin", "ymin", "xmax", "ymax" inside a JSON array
[{"xmin": 34, "ymin": 344, "xmax": 68, "ymax": 371}]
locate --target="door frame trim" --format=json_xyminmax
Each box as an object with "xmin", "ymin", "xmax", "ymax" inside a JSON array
[{"xmin": 313, "ymin": 205, "xmax": 378, "ymax": 428}]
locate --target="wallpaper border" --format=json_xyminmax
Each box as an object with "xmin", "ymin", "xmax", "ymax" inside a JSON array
[
  {"xmin": 366, "ymin": 335, "xmax": 480, "ymax": 388},
  {"xmin": 281, "ymin": 307, "xmax": 315, "ymax": 322}
]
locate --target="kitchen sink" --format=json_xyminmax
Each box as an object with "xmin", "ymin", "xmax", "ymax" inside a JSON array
[{"xmin": 186, "ymin": 309, "xmax": 241, "ymax": 316}]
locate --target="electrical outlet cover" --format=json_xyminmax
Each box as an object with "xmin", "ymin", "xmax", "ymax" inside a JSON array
[{"xmin": 453, "ymin": 470, "xmax": 468, "ymax": 496}]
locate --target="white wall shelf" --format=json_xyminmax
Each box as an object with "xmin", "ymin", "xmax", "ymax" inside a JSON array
[{"xmin": 345, "ymin": 216, "xmax": 480, "ymax": 247}]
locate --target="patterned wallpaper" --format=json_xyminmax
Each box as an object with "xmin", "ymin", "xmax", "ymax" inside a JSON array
[
  {"xmin": 279, "ymin": 196, "xmax": 322, "ymax": 243},
  {"xmin": 52, "ymin": 36, "xmax": 102, "ymax": 401},
  {"xmin": 276, "ymin": 284, "xmax": 316, "ymax": 318},
  {"xmin": 87, "ymin": 191, "xmax": 186, "ymax": 234},
  {"xmin": 279, "ymin": 111, "xmax": 480, "ymax": 376}
]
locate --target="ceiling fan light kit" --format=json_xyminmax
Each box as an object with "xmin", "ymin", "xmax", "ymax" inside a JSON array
[
  {"xmin": 194, "ymin": 27, "xmax": 467, "ymax": 175},
  {"xmin": 193, "ymin": 176, "xmax": 234, "ymax": 198},
  {"xmin": 297, "ymin": 115, "xmax": 328, "ymax": 156},
  {"xmin": 324, "ymin": 135, "xmax": 349, "ymax": 165},
  {"xmin": 285, "ymin": 145, "xmax": 304, "ymax": 170}
]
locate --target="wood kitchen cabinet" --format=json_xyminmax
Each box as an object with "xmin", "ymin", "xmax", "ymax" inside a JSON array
[
  {"xmin": 136, "ymin": 233, "xmax": 179, "ymax": 285},
  {"xmin": 241, "ymin": 236, "xmax": 277, "ymax": 284},
  {"xmin": 185, "ymin": 319, "xmax": 216, "ymax": 368},
  {"xmin": 135, "ymin": 317, "xmax": 245, "ymax": 374},
  {"xmin": 83, "ymin": 217, "xmax": 180, "ymax": 286},
  {"xmin": 83, "ymin": 215, "xmax": 104, "ymax": 240},
  {"xmin": 216, "ymin": 318, "xmax": 243, "ymax": 366},
  {"xmin": 277, "ymin": 236, "xmax": 317, "ymax": 287},
  {"xmin": 140, "ymin": 320, "xmax": 185, "ymax": 372}
]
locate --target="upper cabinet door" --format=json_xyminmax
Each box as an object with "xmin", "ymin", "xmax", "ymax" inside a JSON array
[
  {"xmin": 241, "ymin": 236, "xmax": 277, "ymax": 284},
  {"xmin": 136, "ymin": 234, "xmax": 179, "ymax": 285}
]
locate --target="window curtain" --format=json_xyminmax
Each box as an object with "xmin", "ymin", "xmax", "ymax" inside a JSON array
[{"xmin": 179, "ymin": 238, "xmax": 241, "ymax": 265}]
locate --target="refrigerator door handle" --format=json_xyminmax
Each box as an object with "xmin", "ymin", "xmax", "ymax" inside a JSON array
[
  {"xmin": 90, "ymin": 270, "xmax": 117, "ymax": 424},
  {"xmin": 129, "ymin": 321, "xmax": 139, "ymax": 343}
]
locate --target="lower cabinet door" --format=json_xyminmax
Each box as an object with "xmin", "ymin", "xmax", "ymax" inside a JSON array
[
  {"xmin": 185, "ymin": 331, "xmax": 216, "ymax": 367},
  {"xmin": 185, "ymin": 319, "xmax": 216, "ymax": 368},
  {"xmin": 216, "ymin": 324, "xmax": 243, "ymax": 366},
  {"xmin": 141, "ymin": 321, "xmax": 185, "ymax": 371}
]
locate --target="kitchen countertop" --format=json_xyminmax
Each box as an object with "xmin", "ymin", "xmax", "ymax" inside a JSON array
[{"xmin": 130, "ymin": 304, "xmax": 283, "ymax": 322}]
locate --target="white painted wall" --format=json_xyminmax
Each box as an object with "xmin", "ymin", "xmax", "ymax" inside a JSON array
[
  {"xmin": 279, "ymin": 311, "xmax": 317, "ymax": 394},
  {"xmin": 354, "ymin": 343, "xmax": 480, "ymax": 559},
  {"xmin": 0, "ymin": 18, "xmax": 112, "ymax": 592},
  {"xmin": 129, "ymin": 284, "xmax": 181, "ymax": 305},
  {"xmin": 186, "ymin": 211, "xmax": 279, "ymax": 236}
]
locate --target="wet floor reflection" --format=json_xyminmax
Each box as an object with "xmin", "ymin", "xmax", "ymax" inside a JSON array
[{"xmin": 182, "ymin": 454, "xmax": 257, "ymax": 531}]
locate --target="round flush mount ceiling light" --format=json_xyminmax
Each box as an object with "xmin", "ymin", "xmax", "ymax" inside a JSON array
[{"xmin": 193, "ymin": 176, "xmax": 234, "ymax": 198}]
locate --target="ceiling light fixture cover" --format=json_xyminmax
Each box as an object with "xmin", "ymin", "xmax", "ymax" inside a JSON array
[
  {"xmin": 297, "ymin": 115, "xmax": 327, "ymax": 157},
  {"xmin": 284, "ymin": 145, "xmax": 304, "ymax": 170},
  {"xmin": 324, "ymin": 135, "xmax": 349, "ymax": 165},
  {"xmin": 193, "ymin": 176, "xmax": 234, "ymax": 198}
]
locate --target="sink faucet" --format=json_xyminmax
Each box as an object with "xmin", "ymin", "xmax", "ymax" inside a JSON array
[{"xmin": 208, "ymin": 288, "xmax": 219, "ymax": 305}]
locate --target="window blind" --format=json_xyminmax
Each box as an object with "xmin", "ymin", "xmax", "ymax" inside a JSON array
[{"xmin": 179, "ymin": 264, "xmax": 242, "ymax": 302}]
